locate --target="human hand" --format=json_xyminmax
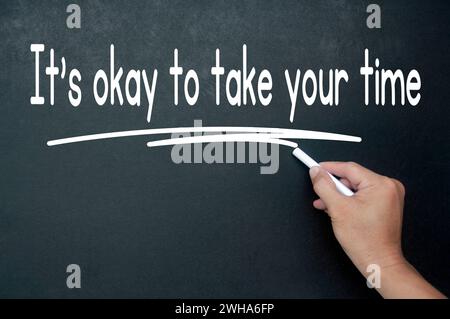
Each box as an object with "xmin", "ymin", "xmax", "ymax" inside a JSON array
[
  {"xmin": 309, "ymin": 162, "xmax": 445, "ymax": 298},
  {"xmin": 309, "ymin": 162, "xmax": 405, "ymax": 274}
]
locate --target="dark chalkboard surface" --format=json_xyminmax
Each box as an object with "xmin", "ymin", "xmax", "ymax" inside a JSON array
[{"xmin": 0, "ymin": 0, "xmax": 449, "ymax": 298}]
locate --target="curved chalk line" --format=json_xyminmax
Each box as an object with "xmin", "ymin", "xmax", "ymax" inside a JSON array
[
  {"xmin": 47, "ymin": 127, "xmax": 362, "ymax": 146},
  {"xmin": 147, "ymin": 134, "xmax": 300, "ymax": 149}
]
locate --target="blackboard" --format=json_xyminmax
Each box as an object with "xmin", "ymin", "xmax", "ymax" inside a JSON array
[{"xmin": 0, "ymin": 0, "xmax": 449, "ymax": 298}]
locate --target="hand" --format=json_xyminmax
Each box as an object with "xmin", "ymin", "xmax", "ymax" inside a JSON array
[{"xmin": 309, "ymin": 162, "xmax": 446, "ymax": 299}]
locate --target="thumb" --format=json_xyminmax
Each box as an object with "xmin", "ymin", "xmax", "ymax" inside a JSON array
[{"xmin": 309, "ymin": 166, "xmax": 344, "ymax": 210}]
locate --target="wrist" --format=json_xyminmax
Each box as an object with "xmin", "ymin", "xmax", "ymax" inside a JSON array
[
  {"xmin": 352, "ymin": 246, "xmax": 406, "ymax": 276},
  {"xmin": 370, "ymin": 259, "xmax": 446, "ymax": 299}
]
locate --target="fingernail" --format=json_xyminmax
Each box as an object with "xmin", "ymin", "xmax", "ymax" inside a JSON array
[{"xmin": 309, "ymin": 166, "xmax": 320, "ymax": 179}]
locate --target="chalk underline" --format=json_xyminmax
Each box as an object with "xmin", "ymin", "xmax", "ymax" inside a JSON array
[
  {"xmin": 146, "ymin": 134, "xmax": 301, "ymax": 149},
  {"xmin": 46, "ymin": 126, "xmax": 362, "ymax": 147}
]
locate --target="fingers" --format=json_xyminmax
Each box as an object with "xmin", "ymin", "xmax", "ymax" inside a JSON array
[
  {"xmin": 319, "ymin": 161, "xmax": 381, "ymax": 190},
  {"xmin": 313, "ymin": 199, "xmax": 326, "ymax": 210},
  {"xmin": 309, "ymin": 166, "xmax": 345, "ymax": 212},
  {"xmin": 340, "ymin": 178, "xmax": 352, "ymax": 189},
  {"xmin": 313, "ymin": 178, "xmax": 352, "ymax": 210},
  {"xmin": 313, "ymin": 178, "xmax": 351, "ymax": 212}
]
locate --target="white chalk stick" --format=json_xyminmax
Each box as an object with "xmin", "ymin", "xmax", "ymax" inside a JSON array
[{"xmin": 292, "ymin": 147, "xmax": 354, "ymax": 197}]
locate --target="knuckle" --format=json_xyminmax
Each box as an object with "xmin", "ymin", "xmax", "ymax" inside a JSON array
[
  {"xmin": 393, "ymin": 179, "xmax": 406, "ymax": 196},
  {"xmin": 382, "ymin": 177, "xmax": 404, "ymax": 198},
  {"xmin": 346, "ymin": 161, "xmax": 361, "ymax": 172},
  {"xmin": 384, "ymin": 178, "xmax": 397, "ymax": 190},
  {"xmin": 381, "ymin": 176, "xmax": 397, "ymax": 193},
  {"xmin": 346, "ymin": 161, "xmax": 358, "ymax": 169}
]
